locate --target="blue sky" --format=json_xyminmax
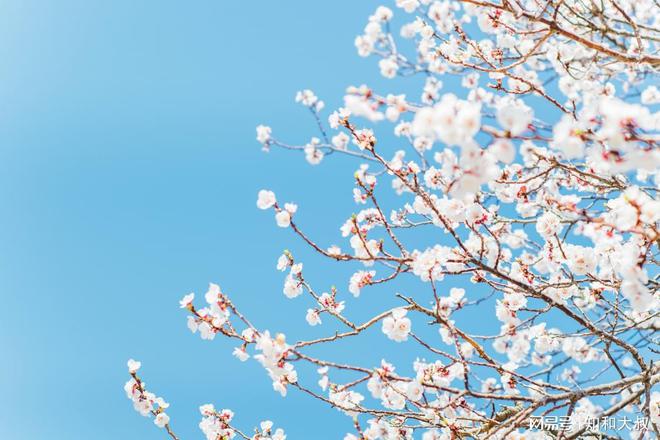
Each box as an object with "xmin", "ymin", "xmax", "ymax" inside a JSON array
[
  {"xmin": 0, "ymin": 1, "xmax": 415, "ymax": 438},
  {"xmin": 0, "ymin": 1, "xmax": 608, "ymax": 439}
]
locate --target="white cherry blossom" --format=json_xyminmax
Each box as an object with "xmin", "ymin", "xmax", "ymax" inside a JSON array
[
  {"xmin": 382, "ymin": 308, "xmax": 411, "ymax": 342},
  {"xmin": 127, "ymin": 2, "xmax": 660, "ymax": 438},
  {"xmin": 257, "ymin": 190, "xmax": 276, "ymax": 210}
]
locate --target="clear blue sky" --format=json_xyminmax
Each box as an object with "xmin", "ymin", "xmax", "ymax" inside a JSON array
[
  {"xmin": 0, "ymin": 1, "xmax": 409, "ymax": 438},
  {"xmin": 0, "ymin": 1, "xmax": 566, "ymax": 439}
]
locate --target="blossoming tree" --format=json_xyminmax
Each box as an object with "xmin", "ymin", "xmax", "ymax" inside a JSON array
[{"xmin": 125, "ymin": 1, "xmax": 660, "ymax": 439}]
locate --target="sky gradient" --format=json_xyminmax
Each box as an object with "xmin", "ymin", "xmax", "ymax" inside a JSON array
[{"xmin": 0, "ymin": 2, "xmax": 498, "ymax": 439}]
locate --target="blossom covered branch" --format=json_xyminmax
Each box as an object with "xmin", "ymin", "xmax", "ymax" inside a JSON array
[
  {"xmin": 124, "ymin": 359, "xmax": 286, "ymax": 440},
  {"xmin": 127, "ymin": 1, "xmax": 659, "ymax": 439}
]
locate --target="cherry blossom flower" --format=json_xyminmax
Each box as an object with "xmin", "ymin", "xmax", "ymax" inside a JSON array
[
  {"xmin": 379, "ymin": 57, "xmax": 398, "ymax": 78},
  {"xmin": 275, "ymin": 210, "xmax": 291, "ymax": 228},
  {"xmin": 496, "ymin": 99, "xmax": 533, "ymax": 136},
  {"xmin": 256, "ymin": 190, "xmax": 276, "ymax": 210},
  {"xmin": 204, "ymin": 283, "xmax": 221, "ymax": 304},
  {"xmin": 283, "ymin": 274, "xmax": 302, "ymax": 299},
  {"xmin": 127, "ymin": 359, "xmax": 141, "ymax": 374},
  {"xmin": 535, "ymin": 212, "xmax": 561, "ymax": 239},
  {"xmin": 348, "ymin": 270, "xmax": 374, "ymax": 297},
  {"xmin": 641, "ymin": 85, "xmax": 660, "ymax": 105},
  {"xmin": 154, "ymin": 412, "xmax": 169, "ymax": 428},
  {"xmin": 382, "ymin": 308, "xmax": 411, "ymax": 342},
  {"xmin": 232, "ymin": 347, "xmax": 249, "ymax": 362},
  {"xmin": 276, "ymin": 253, "xmax": 289, "ymax": 271},
  {"xmin": 305, "ymin": 309, "xmax": 321, "ymax": 326},
  {"xmin": 295, "ymin": 89, "xmax": 324, "ymax": 111},
  {"xmin": 179, "ymin": 292, "xmax": 194, "ymax": 309},
  {"xmin": 256, "ymin": 125, "xmax": 271, "ymax": 144}
]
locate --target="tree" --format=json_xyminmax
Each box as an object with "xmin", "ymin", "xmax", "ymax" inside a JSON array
[{"xmin": 124, "ymin": 1, "xmax": 660, "ymax": 439}]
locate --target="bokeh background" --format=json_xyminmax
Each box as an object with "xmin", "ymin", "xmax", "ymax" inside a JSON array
[{"xmin": 0, "ymin": 1, "xmax": 495, "ymax": 438}]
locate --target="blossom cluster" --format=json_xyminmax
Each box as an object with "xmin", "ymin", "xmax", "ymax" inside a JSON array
[
  {"xmin": 128, "ymin": 0, "xmax": 659, "ymax": 438},
  {"xmin": 124, "ymin": 360, "xmax": 173, "ymax": 432},
  {"xmin": 126, "ymin": 361, "xmax": 287, "ymax": 440}
]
